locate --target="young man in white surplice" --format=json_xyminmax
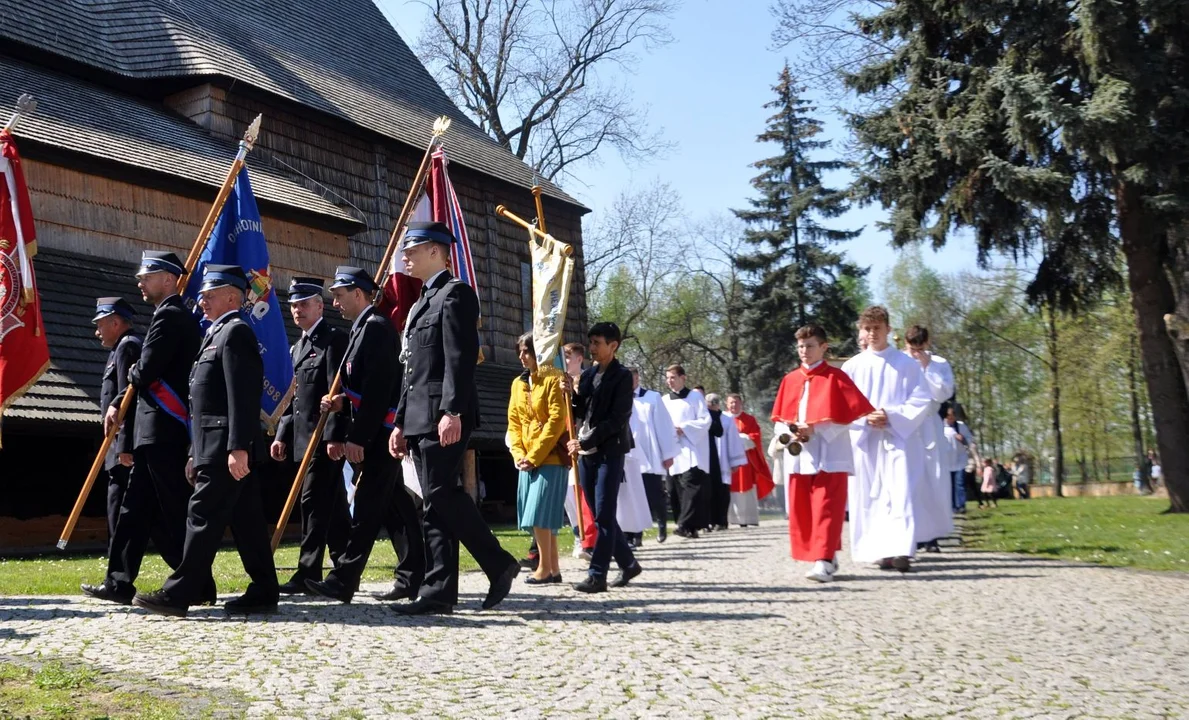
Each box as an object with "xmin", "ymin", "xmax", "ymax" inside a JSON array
[
  {"xmin": 841, "ymin": 306, "xmax": 933, "ymax": 572},
  {"xmin": 624, "ymin": 368, "xmax": 679, "ymax": 546},
  {"xmin": 661, "ymin": 365, "xmax": 712, "ymax": 539},
  {"xmin": 904, "ymin": 325, "xmax": 956, "ymax": 553}
]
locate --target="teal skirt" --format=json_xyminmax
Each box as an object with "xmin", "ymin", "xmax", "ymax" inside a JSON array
[{"xmin": 517, "ymin": 464, "xmax": 568, "ymax": 532}]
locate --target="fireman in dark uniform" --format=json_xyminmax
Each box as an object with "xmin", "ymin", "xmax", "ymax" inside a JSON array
[
  {"xmin": 388, "ymin": 222, "xmax": 519, "ymax": 616},
  {"xmin": 82, "ymin": 251, "xmax": 209, "ymax": 605},
  {"xmin": 91, "ymin": 297, "xmax": 142, "ymax": 545},
  {"xmin": 305, "ymin": 266, "xmax": 424, "ymax": 603},
  {"xmin": 133, "ymin": 264, "xmax": 278, "ymax": 617},
  {"xmin": 271, "ymin": 277, "xmax": 351, "ymax": 593}
]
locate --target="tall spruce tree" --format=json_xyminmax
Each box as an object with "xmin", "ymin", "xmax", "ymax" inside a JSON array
[
  {"xmin": 734, "ymin": 64, "xmax": 865, "ymax": 395},
  {"xmin": 842, "ymin": 0, "xmax": 1189, "ymax": 511}
]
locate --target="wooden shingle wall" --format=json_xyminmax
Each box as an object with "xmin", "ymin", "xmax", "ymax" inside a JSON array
[{"xmin": 24, "ymin": 160, "xmax": 349, "ymax": 284}]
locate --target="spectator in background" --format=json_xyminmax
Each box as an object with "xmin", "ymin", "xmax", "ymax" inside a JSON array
[
  {"xmin": 943, "ymin": 405, "xmax": 974, "ymax": 513},
  {"xmin": 1012, "ymin": 451, "xmax": 1032, "ymax": 499},
  {"xmin": 980, "ymin": 458, "xmax": 999, "ymax": 508},
  {"xmin": 1149, "ymin": 450, "xmax": 1163, "ymax": 489}
]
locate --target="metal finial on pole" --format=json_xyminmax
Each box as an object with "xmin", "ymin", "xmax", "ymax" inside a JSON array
[{"xmin": 3, "ymin": 94, "xmax": 38, "ymax": 133}]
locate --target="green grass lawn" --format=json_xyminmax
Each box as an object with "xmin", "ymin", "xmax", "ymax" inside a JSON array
[
  {"xmin": 0, "ymin": 525, "xmax": 570, "ymax": 596},
  {"xmin": 962, "ymin": 496, "xmax": 1189, "ymax": 572},
  {"xmin": 0, "ymin": 660, "xmax": 188, "ymax": 719}
]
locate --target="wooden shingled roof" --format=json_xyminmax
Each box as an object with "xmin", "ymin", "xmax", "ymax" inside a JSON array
[
  {"xmin": 3, "ymin": 0, "xmax": 584, "ymax": 210},
  {"xmin": 0, "ymin": 57, "xmax": 361, "ymax": 227},
  {"xmin": 11, "ymin": 248, "xmax": 522, "ymax": 443}
]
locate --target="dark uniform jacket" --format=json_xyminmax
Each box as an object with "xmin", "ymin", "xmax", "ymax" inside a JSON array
[
  {"xmin": 276, "ymin": 319, "xmax": 348, "ymax": 455},
  {"xmin": 101, "ymin": 330, "xmax": 143, "ymax": 470},
  {"xmin": 128, "ymin": 295, "xmax": 201, "ymax": 448},
  {"xmin": 341, "ymin": 306, "xmax": 401, "ymax": 447},
  {"xmin": 395, "ymin": 271, "xmax": 481, "ymax": 437},
  {"xmin": 573, "ymin": 358, "xmax": 634, "ymax": 456},
  {"xmin": 189, "ymin": 312, "xmax": 262, "ymax": 469}
]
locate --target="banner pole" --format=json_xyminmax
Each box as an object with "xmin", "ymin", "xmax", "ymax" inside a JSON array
[
  {"xmin": 58, "ymin": 116, "xmax": 264, "ymax": 550},
  {"xmin": 271, "ymin": 116, "xmax": 452, "ymax": 552}
]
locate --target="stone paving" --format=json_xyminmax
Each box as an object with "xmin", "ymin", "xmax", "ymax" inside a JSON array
[{"xmin": 2, "ymin": 523, "xmax": 1189, "ymax": 719}]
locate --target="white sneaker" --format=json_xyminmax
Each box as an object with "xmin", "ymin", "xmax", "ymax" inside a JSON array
[
  {"xmin": 826, "ymin": 556, "xmax": 839, "ymax": 574},
  {"xmin": 806, "ymin": 560, "xmax": 833, "ymax": 583},
  {"xmin": 578, "ymin": 549, "xmax": 593, "ymax": 562},
  {"xmin": 571, "ymin": 545, "xmax": 583, "ymax": 559}
]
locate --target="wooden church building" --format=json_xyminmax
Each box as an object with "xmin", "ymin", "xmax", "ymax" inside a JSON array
[{"xmin": 0, "ymin": 0, "xmax": 589, "ymax": 548}]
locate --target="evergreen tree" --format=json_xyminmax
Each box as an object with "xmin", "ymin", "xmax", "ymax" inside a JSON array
[
  {"xmin": 734, "ymin": 64, "xmax": 865, "ymax": 395},
  {"xmin": 843, "ymin": 0, "xmax": 1189, "ymax": 512}
]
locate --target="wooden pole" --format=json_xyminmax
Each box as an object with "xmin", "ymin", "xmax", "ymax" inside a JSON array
[
  {"xmin": 271, "ymin": 116, "xmax": 452, "ymax": 551},
  {"xmin": 500, "ymin": 195, "xmax": 585, "ymax": 541},
  {"xmin": 58, "ymin": 115, "xmax": 264, "ymax": 550}
]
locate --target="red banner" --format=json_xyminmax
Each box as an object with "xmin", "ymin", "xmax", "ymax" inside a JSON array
[{"xmin": 0, "ymin": 130, "xmax": 50, "ymax": 446}]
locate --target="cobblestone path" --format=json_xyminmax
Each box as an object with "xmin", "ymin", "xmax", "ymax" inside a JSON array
[{"xmin": 2, "ymin": 523, "xmax": 1188, "ymax": 718}]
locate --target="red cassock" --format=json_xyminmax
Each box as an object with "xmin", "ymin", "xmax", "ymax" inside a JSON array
[
  {"xmin": 731, "ymin": 412, "xmax": 774, "ymax": 499},
  {"xmin": 770, "ymin": 362, "xmax": 874, "ymax": 428}
]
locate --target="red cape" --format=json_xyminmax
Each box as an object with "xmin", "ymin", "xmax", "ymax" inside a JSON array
[
  {"xmin": 771, "ymin": 363, "xmax": 874, "ymax": 427},
  {"xmin": 731, "ymin": 412, "xmax": 774, "ymax": 498}
]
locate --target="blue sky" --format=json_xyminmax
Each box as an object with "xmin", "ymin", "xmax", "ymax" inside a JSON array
[{"xmin": 376, "ymin": 0, "xmax": 982, "ymax": 296}]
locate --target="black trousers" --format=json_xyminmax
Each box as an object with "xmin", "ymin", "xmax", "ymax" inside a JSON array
[
  {"xmin": 291, "ymin": 452, "xmax": 351, "ymax": 582},
  {"xmin": 642, "ymin": 472, "xmax": 667, "ymax": 535},
  {"xmin": 106, "ymin": 444, "xmax": 193, "ymax": 593},
  {"xmin": 328, "ymin": 438, "xmax": 399, "ymax": 591},
  {"xmin": 105, "ymin": 463, "xmax": 131, "ymax": 546},
  {"xmin": 382, "ymin": 480, "xmax": 426, "ymax": 595},
  {"xmin": 410, "ymin": 429, "xmax": 513, "ymax": 606},
  {"xmin": 162, "ymin": 465, "xmax": 278, "ymax": 604},
  {"xmin": 668, "ymin": 469, "xmax": 703, "ymax": 532},
  {"xmin": 712, "ymin": 475, "xmax": 731, "ymax": 528}
]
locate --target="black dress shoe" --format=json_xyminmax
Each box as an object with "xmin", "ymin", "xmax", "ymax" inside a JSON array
[
  {"xmin": 225, "ymin": 593, "xmax": 279, "ymax": 615},
  {"xmin": 657, "ymin": 531, "xmax": 667, "ymax": 544},
  {"xmin": 518, "ymin": 555, "xmax": 540, "ymax": 571},
  {"xmin": 483, "ymin": 561, "xmax": 520, "ymax": 610},
  {"xmin": 374, "ymin": 583, "xmax": 417, "ymax": 602},
  {"xmin": 132, "ymin": 589, "xmax": 188, "ymax": 618},
  {"xmin": 549, "ymin": 574, "xmax": 563, "ymax": 584},
  {"xmin": 391, "ymin": 597, "xmax": 453, "ymax": 616},
  {"xmin": 524, "ymin": 574, "xmax": 553, "ymax": 585},
  {"xmin": 305, "ymin": 575, "xmax": 354, "ymax": 604},
  {"xmin": 610, "ymin": 563, "xmax": 642, "ymax": 588},
  {"xmin": 673, "ymin": 527, "xmax": 691, "ymax": 539},
  {"xmin": 279, "ymin": 578, "xmax": 312, "ymax": 595},
  {"xmin": 81, "ymin": 582, "xmax": 133, "ymax": 606},
  {"xmin": 573, "ymin": 576, "xmax": 608, "ymax": 594}
]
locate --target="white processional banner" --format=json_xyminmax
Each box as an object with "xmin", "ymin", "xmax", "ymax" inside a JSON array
[{"xmin": 529, "ymin": 230, "xmax": 575, "ymax": 367}]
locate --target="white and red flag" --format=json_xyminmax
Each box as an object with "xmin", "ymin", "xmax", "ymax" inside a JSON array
[
  {"xmin": 379, "ymin": 146, "xmax": 479, "ymax": 331},
  {"xmin": 0, "ymin": 129, "xmax": 50, "ymax": 446}
]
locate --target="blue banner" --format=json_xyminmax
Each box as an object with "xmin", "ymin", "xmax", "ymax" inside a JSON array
[{"xmin": 183, "ymin": 168, "xmax": 294, "ymax": 428}]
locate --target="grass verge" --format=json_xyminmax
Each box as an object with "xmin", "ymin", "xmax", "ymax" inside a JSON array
[
  {"xmin": 961, "ymin": 496, "xmax": 1189, "ymax": 572},
  {"xmin": 0, "ymin": 659, "xmax": 191, "ymax": 719},
  {"xmin": 0, "ymin": 525, "xmax": 572, "ymax": 596}
]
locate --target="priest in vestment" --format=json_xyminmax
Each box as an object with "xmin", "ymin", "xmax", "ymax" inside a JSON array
[
  {"xmin": 661, "ymin": 364, "xmax": 712, "ymax": 538},
  {"xmin": 772, "ymin": 324, "xmax": 874, "ymax": 582},
  {"xmin": 842, "ymin": 307, "xmax": 933, "ymax": 571},
  {"xmin": 726, "ymin": 394, "xmax": 774, "ymax": 526},
  {"xmin": 706, "ymin": 394, "xmax": 748, "ymax": 530},
  {"xmin": 904, "ymin": 325, "xmax": 956, "ymax": 552}
]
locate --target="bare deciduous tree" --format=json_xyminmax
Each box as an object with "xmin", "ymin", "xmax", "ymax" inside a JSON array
[
  {"xmin": 418, "ymin": 0, "xmax": 676, "ymax": 181},
  {"xmin": 769, "ymin": 0, "xmax": 900, "ymax": 104}
]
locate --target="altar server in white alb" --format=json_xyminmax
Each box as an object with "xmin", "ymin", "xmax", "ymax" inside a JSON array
[
  {"xmin": 661, "ymin": 365, "xmax": 713, "ymax": 539},
  {"xmin": 842, "ymin": 306, "xmax": 933, "ymax": 572},
  {"xmin": 624, "ymin": 368, "xmax": 679, "ymax": 545},
  {"xmin": 903, "ymin": 325, "xmax": 956, "ymax": 553}
]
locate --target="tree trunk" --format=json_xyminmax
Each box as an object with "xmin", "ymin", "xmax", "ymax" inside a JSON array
[
  {"xmin": 1117, "ymin": 182, "xmax": 1189, "ymax": 511},
  {"xmin": 1046, "ymin": 306, "xmax": 1065, "ymax": 497},
  {"xmin": 1129, "ymin": 335, "xmax": 1152, "ymax": 493}
]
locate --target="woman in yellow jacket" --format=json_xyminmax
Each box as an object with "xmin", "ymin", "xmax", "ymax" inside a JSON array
[{"xmin": 508, "ymin": 333, "xmax": 570, "ymax": 584}]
